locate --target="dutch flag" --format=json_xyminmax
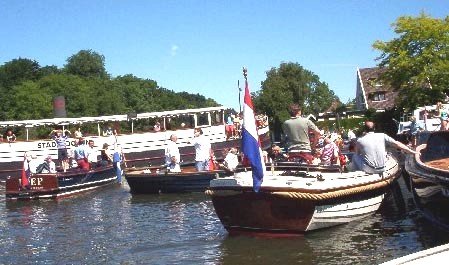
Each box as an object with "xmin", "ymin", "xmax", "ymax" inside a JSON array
[{"xmin": 241, "ymin": 78, "xmax": 265, "ymax": 192}]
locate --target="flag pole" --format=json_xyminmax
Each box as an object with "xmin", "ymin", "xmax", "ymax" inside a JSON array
[{"xmin": 238, "ymin": 80, "xmax": 242, "ymax": 113}]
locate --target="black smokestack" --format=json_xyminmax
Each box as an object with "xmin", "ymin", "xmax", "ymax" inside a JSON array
[{"xmin": 53, "ymin": 96, "xmax": 67, "ymax": 118}]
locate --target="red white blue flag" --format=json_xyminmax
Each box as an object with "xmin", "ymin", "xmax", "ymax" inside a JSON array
[{"xmin": 241, "ymin": 78, "xmax": 265, "ymax": 192}]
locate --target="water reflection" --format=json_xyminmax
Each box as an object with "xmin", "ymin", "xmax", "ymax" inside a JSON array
[{"xmin": 1, "ymin": 174, "xmax": 449, "ymax": 264}]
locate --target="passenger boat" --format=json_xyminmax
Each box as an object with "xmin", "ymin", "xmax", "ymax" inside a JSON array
[
  {"xmin": 5, "ymin": 165, "xmax": 118, "ymax": 200},
  {"xmin": 404, "ymin": 131, "xmax": 449, "ymax": 229},
  {"xmin": 396, "ymin": 103, "xmax": 446, "ymax": 135},
  {"xmin": 125, "ymin": 165, "xmax": 231, "ymax": 194},
  {"xmin": 206, "ymin": 155, "xmax": 400, "ymax": 235},
  {"xmin": 0, "ymin": 106, "xmax": 270, "ymax": 182}
]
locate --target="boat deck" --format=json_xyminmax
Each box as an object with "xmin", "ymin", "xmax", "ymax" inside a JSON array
[{"xmin": 424, "ymin": 157, "xmax": 449, "ymax": 171}]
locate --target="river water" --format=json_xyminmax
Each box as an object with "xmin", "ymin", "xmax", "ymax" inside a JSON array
[{"xmin": 1, "ymin": 175, "xmax": 449, "ymax": 265}]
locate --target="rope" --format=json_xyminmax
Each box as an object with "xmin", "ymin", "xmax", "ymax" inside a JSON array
[{"xmin": 205, "ymin": 175, "xmax": 397, "ymax": 200}]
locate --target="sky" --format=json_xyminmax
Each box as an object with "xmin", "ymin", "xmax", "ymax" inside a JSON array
[{"xmin": 1, "ymin": 0, "xmax": 448, "ymax": 111}]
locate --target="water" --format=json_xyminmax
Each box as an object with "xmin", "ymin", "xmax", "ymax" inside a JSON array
[{"xmin": 1, "ymin": 175, "xmax": 449, "ymax": 265}]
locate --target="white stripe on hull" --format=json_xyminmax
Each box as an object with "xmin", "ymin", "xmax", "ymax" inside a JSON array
[{"xmin": 306, "ymin": 194, "xmax": 384, "ymax": 231}]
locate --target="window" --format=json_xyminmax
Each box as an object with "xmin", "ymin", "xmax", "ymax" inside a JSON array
[{"xmin": 370, "ymin": 92, "xmax": 386, "ymax": 102}]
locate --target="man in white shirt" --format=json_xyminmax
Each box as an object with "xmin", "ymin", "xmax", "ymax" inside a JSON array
[
  {"xmin": 190, "ymin": 128, "xmax": 211, "ymax": 171},
  {"xmin": 165, "ymin": 134, "xmax": 181, "ymax": 172},
  {"xmin": 86, "ymin": 140, "xmax": 98, "ymax": 169},
  {"xmin": 350, "ymin": 121, "xmax": 417, "ymax": 173},
  {"xmin": 221, "ymin": 147, "xmax": 239, "ymax": 171}
]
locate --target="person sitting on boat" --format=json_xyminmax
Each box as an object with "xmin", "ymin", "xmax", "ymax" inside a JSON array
[
  {"xmin": 100, "ymin": 143, "xmax": 113, "ymax": 166},
  {"xmin": 103, "ymin": 125, "xmax": 114, "ymax": 136},
  {"xmin": 74, "ymin": 138, "xmax": 90, "ymax": 171},
  {"xmin": 86, "ymin": 140, "xmax": 98, "ymax": 169},
  {"xmin": 51, "ymin": 129, "xmax": 71, "ymax": 172},
  {"xmin": 349, "ymin": 121, "xmax": 417, "ymax": 174},
  {"xmin": 220, "ymin": 147, "xmax": 239, "ymax": 171},
  {"xmin": 165, "ymin": 134, "xmax": 181, "ymax": 172},
  {"xmin": 282, "ymin": 103, "xmax": 321, "ymax": 164},
  {"xmin": 6, "ymin": 130, "xmax": 17, "ymax": 143},
  {"xmin": 408, "ymin": 116, "xmax": 424, "ymax": 148},
  {"xmin": 36, "ymin": 155, "xmax": 57, "ymax": 174},
  {"xmin": 266, "ymin": 144, "xmax": 288, "ymax": 163},
  {"xmin": 153, "ymin": 121, "xmax": 161, "ymax": 132},
  {"xmin": 74, "ymin": 127, "xmax": 83, "ymax": 139},
  {"xmin": 190, "ymin": 128, "xmax": 212, "ymax": 171},
  {"xmin": 320, "ymin": 134, "xmax": 340, "ymax": 166}
]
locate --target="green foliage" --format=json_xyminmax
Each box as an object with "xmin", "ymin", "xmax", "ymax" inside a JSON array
[
  {"xmin": 0, "ymin": 50, "xmax": 219, "ymax": 123},
  {"xmin": 373, "ymin": 13, "xmax": 449, "ymax": 111},
  {"xmin": 64, "ymin": 49, "xmax": 109, "ymax": 79},
  {"xmin": 253, "ymin": 62, "xmax": 339, "ymax": 140}
]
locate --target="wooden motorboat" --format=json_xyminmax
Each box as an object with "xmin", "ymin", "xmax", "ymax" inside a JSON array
[
  {"xmin": 206, "ymin": 154, "xmax": 400, "ymax": 235},
  {"xmin": 5, "ymin": 165, "xmax": 118, "ymax": 200},
  {"xmin": 125, "ymin": 165, "xmax": 231, "ymax": 194},
  {"xmin": 405, "ymin": 131, "xmax": 449, "ymax": 229}
]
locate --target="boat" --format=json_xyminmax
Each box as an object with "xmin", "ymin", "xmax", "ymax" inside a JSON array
[
  {"xmin": 404, "ymin": 131, "xmax": 449, "ymax": 229},
  {"xmin": 205, "ymin": 154, "xmax": 400, "ymax": 235},
  {"xmin": 5, "ymin": 164, "xmax": 118, "ymax": 200},
  {"xmin": 125, "ymin": 165, "xmax": 231, "ymax": 194},
  {"xmin": 380, "ymin": 243, "xmax": 449, "ymax": 264},
  {"xmin": 0, "ymin": 106, "xmax": 270, "ymax": 183},
  {"xmin": 396, "ymin": 103, "xmax": 446, "ymax": 135}
]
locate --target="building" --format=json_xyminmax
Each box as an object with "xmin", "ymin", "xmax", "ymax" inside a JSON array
[{"xmin": 355, "ymin": 67, "xmax": 399, "ymax": 111}]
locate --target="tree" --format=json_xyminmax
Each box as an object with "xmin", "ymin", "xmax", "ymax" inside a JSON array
[
  {"xmin": 373, "ymin": 13, "xmax": 449, "ymax": 111},
  {"xmin": 64, "ymin": 50, "xmax": 108, "ymax": 79},
  {"xmin": 253, "ymin": 62, "xmax": 338, "ymax": 140}
]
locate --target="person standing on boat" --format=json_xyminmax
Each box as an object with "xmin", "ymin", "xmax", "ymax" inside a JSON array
[
  {"xmin": 436, "ymin": 101, "xmax": 449, "ymax": 131},
  {"xmin": 112, "ymin": 146, "xmax": 124, "ymax": 183},
  {"xmin": 190, "ymin": 128, "xmax": 212, "ymax": 171},
  {"xmin": 51, "ymin": 129, "xmax": 71, "ymax": 172},
  {"xmin": 282, "ymin": 103, "xmax": 321, "ymax": 163},
  {"xmin": 165, "ymin": 134, "xmax": 181, "ymax": 172},
  {"xmin": 349, "ymin": 121, "xmax": 417, "ymax": 174},
  {"xmin": 408, "ymin": 116, "xmax": 424, "ymax": 148}
]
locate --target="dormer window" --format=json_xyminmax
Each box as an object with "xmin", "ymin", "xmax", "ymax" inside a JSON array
[{"xmin": 369, "ymin": 92, "xmax": 386, "ymax": 102}]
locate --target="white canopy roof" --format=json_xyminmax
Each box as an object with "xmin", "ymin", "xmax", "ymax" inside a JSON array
[{"xmin": 0, "ymin": 106, "xmax": 228, "ymax": 128}]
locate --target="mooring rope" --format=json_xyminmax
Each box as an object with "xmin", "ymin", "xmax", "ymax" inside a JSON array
[{"xmin": 205, "ymin": 176, "xmax": 396, "ymax": 200}]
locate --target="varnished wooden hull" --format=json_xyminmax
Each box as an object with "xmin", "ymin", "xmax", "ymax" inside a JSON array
[
  {"xmin": 5, "ymin": 166, "xmax": 117, "ymax": 200},
  {"xmin": 405, "ymin": 131, "xmax": 449, "ymax": 229},
  {"xmin": 207, "ymin": 155, "xmax": 400, "ymax": 235}
]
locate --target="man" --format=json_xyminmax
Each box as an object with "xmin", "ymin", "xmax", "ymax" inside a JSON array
[
  {"xmin": 86, "ymin": 140, "xmax": 98, "ymax": 169},
  {"xmin": 165, "ymin": 134, "xmax": 181, "ymax": 172},
  {"xmin": 408, "ymin": 116, "xmax": 424, "ymax": 148},
  {"xmin": 282, "ymin": 103, "xmax": 321, "ymax": 163},
  {"xmin": 190, "ymin": 128, "xmax": 212, "ymax": 171},
  {"xmin": 350, "ymin": 121, "xmax": 417, "ymax": 173},
  {"xmin": 51, "ymin": 129, "xmax": 70, "ymax": 172}
]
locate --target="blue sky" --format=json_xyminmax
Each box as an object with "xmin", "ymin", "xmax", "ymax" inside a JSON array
[{"xmin": 1, "ymin": 1, "xmax": 448, "ymax": 111}]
